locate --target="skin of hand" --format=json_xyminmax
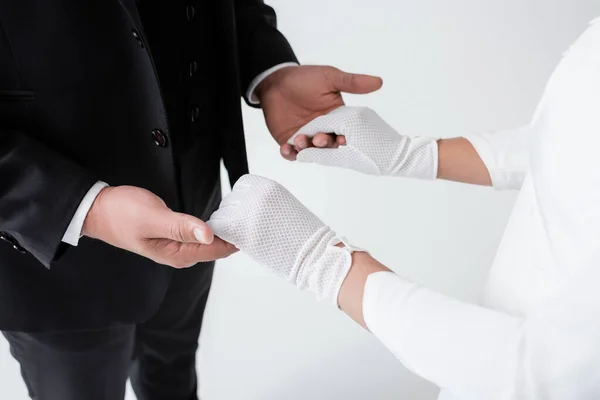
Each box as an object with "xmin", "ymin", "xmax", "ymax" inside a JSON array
[
  {"xmin": 82, "ymin": 186, "xmax": 238, "ymax": 269},
  {"xmin": 255, "ymin": 65, "xmax": 383, "ymax": 160}
]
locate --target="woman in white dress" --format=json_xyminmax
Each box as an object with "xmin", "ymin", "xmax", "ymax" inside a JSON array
[{"xmin": 208, "ymin": 16, "xmax": 600, "ymax": 400}]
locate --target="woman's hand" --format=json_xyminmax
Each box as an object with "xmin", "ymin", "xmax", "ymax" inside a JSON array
[
  {"xmin": 207, "ymin": 174, "xmax": 357, "ymax": 304},
  {"xmin": 291, "ymin": 106, "xmax": 439, "ymax": 179}
]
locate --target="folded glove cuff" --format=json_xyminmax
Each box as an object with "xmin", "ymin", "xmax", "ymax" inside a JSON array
[{"xmin": 295, "ymin": 233, "xmax": 356, "ymax": 306}]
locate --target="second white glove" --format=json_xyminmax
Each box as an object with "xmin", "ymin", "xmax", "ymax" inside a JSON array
[
  {"xmin": 207, "ymin": 174, "xmax": 357, "ymax": 305},
  {"xmin": 290, "ymin": 106, "xmax": 439, "ymax": 179}
]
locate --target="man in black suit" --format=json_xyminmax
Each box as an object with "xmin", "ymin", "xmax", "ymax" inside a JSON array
[{"xmin": 0, "ymin": 0, "xmax": 381, "ymax": 399}]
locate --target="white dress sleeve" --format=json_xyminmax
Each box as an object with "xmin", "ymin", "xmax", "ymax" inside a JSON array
[
  {"xmin": 464, "ymin": 125, "xmax": 531, "ymax": 190},
  {"xmin": 362, "ymin": 268, "xmax": 600, "ymax": 400}
]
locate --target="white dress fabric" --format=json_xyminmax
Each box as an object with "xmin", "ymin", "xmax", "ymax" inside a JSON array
[{"xmin": 362, "ymin": 17, "xmax": 600, "ymax": 400}]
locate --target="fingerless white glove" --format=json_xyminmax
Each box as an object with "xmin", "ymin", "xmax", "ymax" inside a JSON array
[
  {"xmin": 290, "ymin": 106, "xmax": 439, "ymax": 179},
  {"xmin": 207, "ymin": 175, "xmax": 357, "ymax": 305}
]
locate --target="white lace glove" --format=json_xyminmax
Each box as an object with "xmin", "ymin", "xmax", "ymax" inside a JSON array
[
  {"xmin": 290, "ymin": 106, "xmax": 439, "ymax": 179},
  {"xmin": 207, "ymin": 175, "xmax": 357, "ymax": 305}
]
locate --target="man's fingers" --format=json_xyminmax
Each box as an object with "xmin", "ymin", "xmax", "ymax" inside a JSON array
[
  {"xmin": 280, "ymin": 143, "xmax": 297, "ymax": 161},
  {"xmin": 146, "ymin": 238, "xmax": 238, "ymax": 269},
  {"xmin": 175, "ymin": 238, "xmax": 237, "ymax": 265},
  {"xmin": 292, "ymin": 133, "xmax": 341, "ymax": 150},
  {"xmin": 330, "ymin": 68, "xmax": 383, "ymax": 94},
  {"xmin": 287, "ymin": 107, "xmax": 350, "ymax": 146},
  {"xmin": 293, "ymin": 134, "xmax": 313, "ymax": 151},
  {"xmin": 312, "ymin": 133, "xmax": 336, "ymax": 148},
  {"xmin": 287, "ymin": 113, "xmax": 339, "ymax": 145},
  {"xmin": 336, "ymin": 135, "xmax": 347, "ymax": 146},
  {"xmin": 197, "ymin": 237, "xmax": 238, "ymax": 260}
]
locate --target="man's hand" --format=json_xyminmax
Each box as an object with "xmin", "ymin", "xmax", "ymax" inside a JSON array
[
  {"xmin": 255, "ymin": 65, "xmax": 383, "ymax": 160},
  {"xmin": 82, "ymin": 186, "xmax": 237, "ymax": 268}
]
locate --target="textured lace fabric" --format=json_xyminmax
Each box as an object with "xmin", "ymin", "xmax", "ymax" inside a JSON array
[
  {"xmin": 208, "ymin": 175, "xmax": 354, "ymax": 305},
  {"xmin": 291, "ymin": 106, "xmax": 438, "ymax": 179}
]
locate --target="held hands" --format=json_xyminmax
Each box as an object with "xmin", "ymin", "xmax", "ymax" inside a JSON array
[
  {"xmin": 256, "ymin": 65, "xmax": 383, "ymax": 160},
  {"xmin": 291, "ymin": 106, "xmax": 439, "ymax": 179},
  {"xmin": 82, "ymin": 186, "xmax": 237, "ymax": 268},
  {"xmin": 207, "ymin": 175, "xmax": 355, "ymax": 305}
]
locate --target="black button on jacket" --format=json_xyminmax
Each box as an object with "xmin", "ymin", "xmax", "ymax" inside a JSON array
[{"xmin": 0, "ymin": 0, "xmax": 297, "ymax": 332}]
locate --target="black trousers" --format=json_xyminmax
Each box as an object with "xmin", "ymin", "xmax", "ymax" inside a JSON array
[{"xmin": 2, "ymin": 262, "xmax": 214, "ymax": 400}]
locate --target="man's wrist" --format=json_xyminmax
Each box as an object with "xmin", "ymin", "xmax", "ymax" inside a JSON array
[
  {"xmin": 248, "ymin": 62, "xmax": 299, "ymax": 104},
  {"xmin": 81, "ymin": 185, "xmax": 111, "ymax": 239},
  {"xmin": 62, "ymin": 181, "xmax": 109, "ymax": 246}
]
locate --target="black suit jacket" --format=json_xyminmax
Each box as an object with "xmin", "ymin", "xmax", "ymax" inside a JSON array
[{"xmin": 0, "ymin": 0, "xmax": 297, "ymax": 332}]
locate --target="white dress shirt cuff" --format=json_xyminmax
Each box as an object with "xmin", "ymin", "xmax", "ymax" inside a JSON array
[
  {"xmin": 246, "ymin": 62, "xmax": 299, "ymax": 105},
  {"xmin": 62, "ymin": 181, "xmax": 109, "ymax": 246}
]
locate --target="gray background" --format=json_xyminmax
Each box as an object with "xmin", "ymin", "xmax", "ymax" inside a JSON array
[{"xmin": 2, "ymin": 0, "xmax": 600, "ymax": 399}]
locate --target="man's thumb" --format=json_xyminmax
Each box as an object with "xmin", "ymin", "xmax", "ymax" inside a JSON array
[
  {"xmin": 163, "ymin": 212, "xmax": 214, "ymax": 244},
  {"xmin": 332, "ymin": 69, "xmax": 383, "ymax": 94}
]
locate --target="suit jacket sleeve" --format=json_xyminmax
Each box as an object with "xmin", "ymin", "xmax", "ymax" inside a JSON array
[
  {"xmin": 0, "ymin": 129, "xmax": 97, "ymax": 268},
  {"xmin": 234, "ymin": 0, "xmax": 299, "ymax": 107}
]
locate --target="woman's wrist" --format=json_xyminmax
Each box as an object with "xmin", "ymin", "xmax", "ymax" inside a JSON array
[
  {"xmin": 437, "ymin": 137, "xmax": 492, "ymax": 185},
  {"xmin": 337, "ymin": 251, "xmax": 391, "ymax": 328}
]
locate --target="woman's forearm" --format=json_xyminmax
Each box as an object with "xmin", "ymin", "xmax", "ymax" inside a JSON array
[
  {"xmin": 290, "ymin": 106, "xmax": 529, "ymax": 188},
  {"xmin": 436, "ymin": 137, "xmax": 493, "ymax": 186},
  {"xmin": 336, "ymin": 251, "xmax": 600, "ymax": 399},
  {"xmin": 337, "ymin": 251, "xmax": 391, "ymax": 328},
  {"xmin": 337, "ymin": 252, "xmax": 522, "ymax": 397}
]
